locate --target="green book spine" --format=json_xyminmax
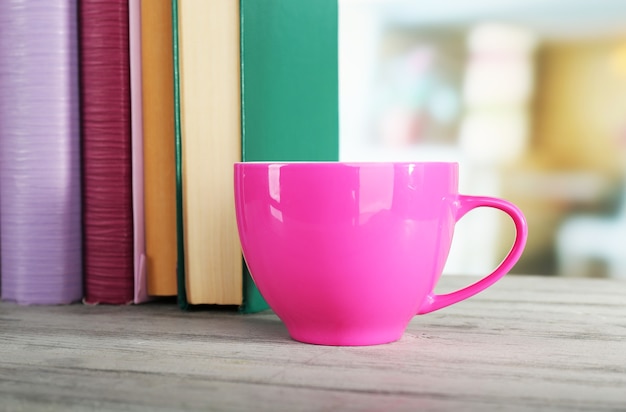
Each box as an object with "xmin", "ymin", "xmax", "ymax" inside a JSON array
[
  {"xmin": 172, "ymin": 0, "xmax": 188, "ymax": 310},
  {"xmin": 239, "ymin": 0, "xmax": 339, "ymax": 313}
]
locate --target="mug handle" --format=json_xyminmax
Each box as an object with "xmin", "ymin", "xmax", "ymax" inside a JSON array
[{"xmin": 417, "ymin": 195, "xmax": 528, "ymax": 315}]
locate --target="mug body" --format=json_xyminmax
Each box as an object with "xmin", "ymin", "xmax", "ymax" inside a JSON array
[{"xmin": 235, "ymin": 162, "xmax": 459, "ymax": 345}]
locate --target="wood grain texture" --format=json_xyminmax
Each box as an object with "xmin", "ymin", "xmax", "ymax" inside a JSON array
[{"xmin": 1, "ymin": 275, "xmax": 625, "ymax": 411}]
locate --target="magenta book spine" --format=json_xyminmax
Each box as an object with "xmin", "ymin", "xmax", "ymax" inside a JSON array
[{"xmin": 80, "ymin": 0, "xmax": 134, "ymax": 305}]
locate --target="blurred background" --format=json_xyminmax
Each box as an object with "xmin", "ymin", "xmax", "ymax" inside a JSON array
[{"xmin": 339, "ymin": 0, "xmax": 626, "ymax": 278}]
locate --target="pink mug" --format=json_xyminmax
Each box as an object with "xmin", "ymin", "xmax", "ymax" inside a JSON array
[{"xmin": 234, "ymin": 162, "xmax": 527, "ymax": 346}]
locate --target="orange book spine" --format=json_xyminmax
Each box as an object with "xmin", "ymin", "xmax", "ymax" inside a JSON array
[{"xmin": 141, "ymin": 0, "xmax": 177, "ymax": 296}]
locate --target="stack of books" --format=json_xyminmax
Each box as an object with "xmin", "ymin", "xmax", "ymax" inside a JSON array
[{"xmin": 0, "ymin": 0, "xmax": 338, "ymax": 313}]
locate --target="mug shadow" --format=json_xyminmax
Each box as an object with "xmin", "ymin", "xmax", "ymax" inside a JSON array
[{"xmin": 239, "ymin": 312, "xmax": 294, "ymax": 343}]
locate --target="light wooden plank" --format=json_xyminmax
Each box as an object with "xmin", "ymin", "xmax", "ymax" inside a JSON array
[{"xmin": 1, "ymin": 275, "xmax": 625, "ymax": 411}]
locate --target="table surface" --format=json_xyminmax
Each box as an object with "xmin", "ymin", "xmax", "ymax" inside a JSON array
[{"xmin": 1, "ymin": 275, "xmax": 625, "ymax": 412}]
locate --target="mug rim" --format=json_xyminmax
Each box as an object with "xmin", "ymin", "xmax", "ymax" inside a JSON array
[{"xmin": 234, "ymin": 161, "xmax": 459, "ymax": 166}]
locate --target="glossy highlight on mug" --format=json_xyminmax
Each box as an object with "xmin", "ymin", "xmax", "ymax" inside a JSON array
[{"xmin": 235, "ymin": 162, "xmax": 528, "ymax": 346}]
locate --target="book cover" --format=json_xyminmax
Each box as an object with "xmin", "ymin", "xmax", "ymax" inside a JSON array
[
  {"xmin": 239, "ymin": 0, "xmax": 340, "ymax": 313},
  {"xmin": 142, "ymin": 0, "xmax": 177, "ymax": 297},
  {"xmin": 80, "ymin": 0, "xmax": 134, "ymax": 305},
  {"xmin": 171, "ymin": 0, "xmax": 188, "ymax": 310},
  {"xmin": 0, "ymin": 0, "xmax": 83, "ymax": 305},
  {"xmin": 129, "ymin": 0, "xmax": 148, "ymax": 304}
]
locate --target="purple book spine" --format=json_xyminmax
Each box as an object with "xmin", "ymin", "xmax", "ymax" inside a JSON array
[{"xmin": 0, "ymin": 0, "xmax": 83, "ymax": 304}]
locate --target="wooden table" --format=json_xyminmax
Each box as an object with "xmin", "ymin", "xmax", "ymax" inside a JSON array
[{"xmin": 1, "ymin": 275, "xmax": 625, "ymax": 411}]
